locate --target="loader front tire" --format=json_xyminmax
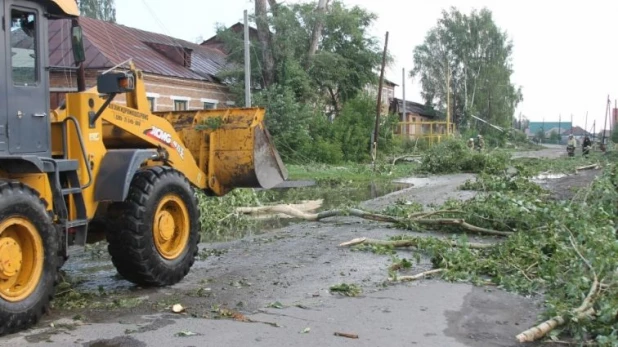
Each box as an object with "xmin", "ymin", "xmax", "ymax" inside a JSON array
[
  {"xmin": 106, "ymin": 167, "xmax": 200, "ymax": 287},
  {"xmin": 0, "ymin": 182, "xmax": 58, "ymax": 336}
]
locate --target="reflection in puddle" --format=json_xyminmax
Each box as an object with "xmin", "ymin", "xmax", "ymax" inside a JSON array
[{"xmin": 532, "ymin": 173, "xmax": 567, "ymax": 181}]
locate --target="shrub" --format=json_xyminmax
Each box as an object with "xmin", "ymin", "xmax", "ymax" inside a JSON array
[{"xmin": 419, "ymin": 139, "xmax": 509, "ymax": 174}]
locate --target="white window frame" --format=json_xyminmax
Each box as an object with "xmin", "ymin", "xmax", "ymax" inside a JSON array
[
  {"xmin": 225, "ymin": 100, "xmax": 236, "ymax": 106},
  {"xmin": 201, "ymin": 98, "xmax": 219, "ymax": 109},
  {"xmin": 171, "ymin": 96, "xmax": 190, "ymax": 111},
  {"xmin": 146, "ymin": 92, "xmax": 159, "ymax": 111}
]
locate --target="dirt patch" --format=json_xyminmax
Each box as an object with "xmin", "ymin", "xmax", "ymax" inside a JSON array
[
  {"xmin": 445, "ymin": 286, "xmax": 542, "ymax": 347},
  {"xmin": 83, "ymin": 336, "xmax": 146, "ymax": 347}
]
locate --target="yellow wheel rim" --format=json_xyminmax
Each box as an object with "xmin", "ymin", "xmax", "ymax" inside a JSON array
[
  {"xmin": 0, "ymin": 217, "xmax": 44, "ymax": 302},
  {"xmin": 153, "ymin": 195, "xmax": 190, "ymax": 260}
]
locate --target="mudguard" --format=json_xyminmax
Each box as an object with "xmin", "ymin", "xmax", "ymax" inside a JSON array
[{"xmin": 94, "ymin": 149, "xmax": 157, "ymax": 201}]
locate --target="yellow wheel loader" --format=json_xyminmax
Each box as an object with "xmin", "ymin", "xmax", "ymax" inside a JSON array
[{"xmin": 0, "ymin": 0, "xmax": 287, "ymax": 335}]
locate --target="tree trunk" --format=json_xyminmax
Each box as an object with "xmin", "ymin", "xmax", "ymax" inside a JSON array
[
  {"xmin": 255, "ymin": 0, "xmax": 275, "ymax": 87},
  {"xmin": 306, "ymin": 0, "xmax": 329, "ymax": 67}
]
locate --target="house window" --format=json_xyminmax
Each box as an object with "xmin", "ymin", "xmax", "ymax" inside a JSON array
[
  {"xmin": 174, "ymin": 100, "xmax": 187, "ymax": 111},
  {"xmin": 11, "ymin": 9, "xmax": 38, "ymax": 86},
  {"xmin": 147, "ymin": 97, "xmax": 155, "ymax": 111}
]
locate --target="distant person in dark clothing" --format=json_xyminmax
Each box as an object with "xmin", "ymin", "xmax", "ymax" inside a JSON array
[{"xmin": 582, "ymin": 136, "xmax": 592, "ymax": 157}]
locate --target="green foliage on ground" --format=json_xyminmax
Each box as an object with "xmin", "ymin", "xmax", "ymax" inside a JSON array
[
  {"xmin": 419, "ymin": 139, "xmax": 509, "ymax": 174},
  {"xmin": 369, "ymin": 157, "xmax": 618, "ymax": 343},
  {"xmin": 195, "ymin": 189, "xmax": 261, "ymax": 242}
]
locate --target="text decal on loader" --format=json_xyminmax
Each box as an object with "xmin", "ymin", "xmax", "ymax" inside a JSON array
[{"xmin": 144, "ymin": 126, "xmax": 185, "ymax": 159}]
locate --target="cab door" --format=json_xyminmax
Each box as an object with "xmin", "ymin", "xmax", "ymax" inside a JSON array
[
  {"xmin": 5, "ymin": 1, "xmax": 50, "ymax": 156},
  {"xmin": 0, "ymin": 3, "xmax": 7, "ymax": 153}
]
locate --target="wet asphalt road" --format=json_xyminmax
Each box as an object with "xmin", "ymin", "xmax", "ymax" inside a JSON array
[{"xmin": 0, "ymin": 148, "xmax": 564, "ymax": 347}]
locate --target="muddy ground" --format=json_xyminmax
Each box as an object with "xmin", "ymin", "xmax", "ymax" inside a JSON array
[{"xmin": 0, "ymin": 146, "xmax": 602, "ymax": 347}]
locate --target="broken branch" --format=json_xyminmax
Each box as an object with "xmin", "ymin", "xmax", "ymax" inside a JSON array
[
  {"xmin": 411, "ymin": 218, "xmax": 513, "ymax": 237},
  {"xmin": 516, "ymin": 227, "xmax": 600, "ymax": 343},
  {"xmin": 237, "ymin": 204, "xmax": 511, "ymax": 237},
  {"xmin": 576, "ymin": 164, "xmax": 600, "ymax": 171},
  {"xmin": 334, "ymin": 332, "xmax": 359, "ymax": 339},
  {"xmin": 338, "ymin": 237, "xmax": 494, "ymax": 250},
  {"xmin": 390, "ymin": 268, "xmax": 444, "ymax": 282}
]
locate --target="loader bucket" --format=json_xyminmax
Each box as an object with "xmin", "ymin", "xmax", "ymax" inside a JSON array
[
  {"xmin": 157, "ymin": 107, "xmax": 288, "ymax": 194},
  {"xmin": 210, "ymin": 123, "xmax": 288, "ymax": 191},
  {"xmin": 253, "ymin": 126, "xmax": 288, "ymax": 189}
]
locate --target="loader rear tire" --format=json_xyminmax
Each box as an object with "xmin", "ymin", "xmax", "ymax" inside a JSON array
[
  {"xmin": 0, "ymin": 182, "xmax": 58, "ymax": 336},
  {"xmin": 106, "ymin": 167, "xmax": 200, "ymax": 287}
]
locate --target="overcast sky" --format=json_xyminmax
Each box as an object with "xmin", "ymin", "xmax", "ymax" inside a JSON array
[{"xmin": 116, "ymin": 0, "xmax": 618, "ymax": 130}]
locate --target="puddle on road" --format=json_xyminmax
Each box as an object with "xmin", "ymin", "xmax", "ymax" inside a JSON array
[
  {"xmin": 531, "ymin": 173, "xmax": 567, "ymax": 181},
  {"xmin": 59, "ymin": 180, "xmax": 413, "ymax": 296},
  {"xmin": 62, "ymin": 244, "xmax": 134, "ymax": 293}
]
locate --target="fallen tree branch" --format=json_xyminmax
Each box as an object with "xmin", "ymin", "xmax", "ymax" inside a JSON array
[
  {"xmin": 516, "ymin": 227, "xmax": 600, "ymax": 343},
  {"xmin": 390, "ymin": 268, "xmax": 444, "ymax": 282},
  {"xmin": 576, "ymin": 164, "xmax": 600, "ymax": 171},
  {"xmin": 237, "ymin": 204, "xmax": 511, "ymax": 237},
  {"xmin": 515, "ymin": 308, "xmax": 595, "ymax": 343},
  {"xmin": 236, "ymin": 200, "xmax": 323, "ymax": 220},
  {"xmin": 392, "ymin": 155, "xmax": 422, "ymax": 166},
  {"xmin": 411, "ymin": 218, "xmax": 513, "ymax": 237},
  {"xmin": 338, "ymin": 237, "xmax": 494, "ymax": 250}
]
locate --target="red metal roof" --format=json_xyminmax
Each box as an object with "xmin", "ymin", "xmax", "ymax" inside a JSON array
[{"xmin": 48, "ymin": 17, "xmax": 229, "ymax": 82}]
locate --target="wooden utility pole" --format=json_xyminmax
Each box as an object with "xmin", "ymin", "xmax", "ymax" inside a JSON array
[
  {"xmin": 371, "ymin": 31, "xmax": 389, "ymax": 168},
  {"xmin": 446, "ymin": 64, "xmax": 451, "ymax": 136},
  {"xmin": 602, "ymin": 95, "xmax": 610, "ymax": 150},
  {"xmin": 592, "ymin": 120, "xmax": 596, "ymax": 145},
  {"xmin": 244, "ymin": 10, "xmax": 251, "ymax": 107},
  {"xmin": 402, "ymin": 68, "xmax": 406, "ymax": 121}
]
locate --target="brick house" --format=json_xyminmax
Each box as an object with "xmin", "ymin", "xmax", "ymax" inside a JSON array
[{"xmin": 46, "ymin": 17, "xmax": 235, "ymax": 111}]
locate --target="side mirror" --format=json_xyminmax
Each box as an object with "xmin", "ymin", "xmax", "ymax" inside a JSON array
[
  {"xmin": 71, "ymin": 25, "xmax": 86, "ymax": 63},
  {"xmin": 97, "ymin": 72, "xmax": 135, "ymax": 94}
]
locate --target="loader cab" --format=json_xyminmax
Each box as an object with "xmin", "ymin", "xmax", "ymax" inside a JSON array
[
  {"xmin": 1, "ymin": 0, "xmax": 84, "ymax": 160},
  {"xmin": 1, "ymin": 1, "xmax": 50, "ymax": 156}
]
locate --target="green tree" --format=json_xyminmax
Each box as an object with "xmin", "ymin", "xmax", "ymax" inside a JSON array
[
  {"xmin": 215, "ymin": 0, "xmax": 385, "ymax": 116},
  {"xmin": 611, "ymin": 127, "xmax": 618, "ymax": 144},
  {"xmin": 213, "ymin": 0, "xmax": 390, "ymax": 163},
  {"xmin": 549, "ymin": 130, "xmax": 561, "ymax": 144},
  {"xmin": 411, "ymin": 7, "xmax": 522, "ymax": 130},
  {"xmin": 78, "ymin": 0, "xmax": 116, "ymax": 22}
]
